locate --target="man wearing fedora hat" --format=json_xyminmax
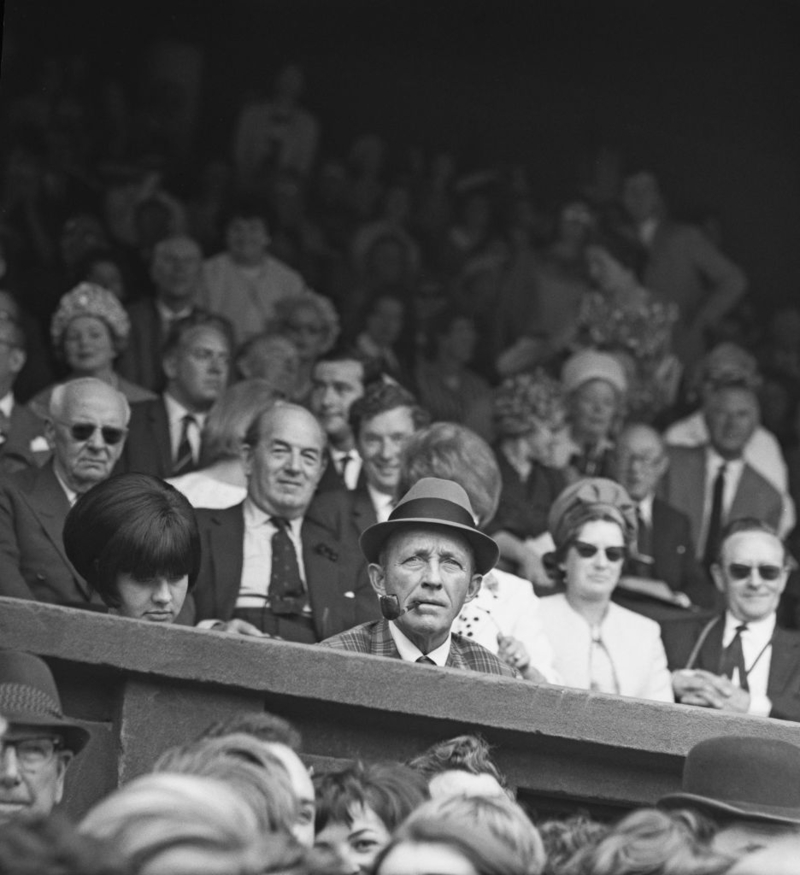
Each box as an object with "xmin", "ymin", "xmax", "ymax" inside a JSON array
[
  {"xmin": 660, "ymin": 735, "xmax": 800, "ymax": 855},
  {"xmin": 0, "ymin": 649, "xmax": 90, "ymax": 823},
  {"xmin": 321, "ymin": 478, "xmax": 517, "ymax": 676}
]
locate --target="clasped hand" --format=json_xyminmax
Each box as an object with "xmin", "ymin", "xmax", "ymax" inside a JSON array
[{"xmin": 671, "ymin": 669, "xmax": 750, "ymax": 712}]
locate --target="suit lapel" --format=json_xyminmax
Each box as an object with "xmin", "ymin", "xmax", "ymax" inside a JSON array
[
  {"xmin": 27, "ymin": 464, "xmax": 89, "ymax": 598},
  {"xmin": 351, "ymin": 487, "xmax": 378, "ymax": 534},
  {"xmin": 445, "ymin": 636, "xmax": 469, "ymax": 670},
  {"xmin": 690, "ymin": 614, "xmax": 725, "ymax": 672},
  {"xmin": 370, "ymin": 619, "xmax": 402, "ymax": 658},
  {"xmin": 151, "ymin": 399, "xmax": 174, "ymax": 477},
  {"xmin": 302, "ymin": 516, "xmax": 354, "ymax": 640},
  {"xmin": 207, "ymin": 505, "xmax": 245, "ymax": 619},
  {"xmin": 768, "ymin": 628, "xmax": 800, "ymax": 697}
]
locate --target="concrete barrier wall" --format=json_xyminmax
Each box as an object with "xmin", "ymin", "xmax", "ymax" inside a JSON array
[{"xmin": 3, "ymin": 597, "xmax": 800, "ymax": 819}]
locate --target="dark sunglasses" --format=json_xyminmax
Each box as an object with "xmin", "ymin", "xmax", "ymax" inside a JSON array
[
  {"xmin": 727, "ymin": 563, "xmax": 785, "ymax": 582},
  {"xmin": 573, "ymin": 541, "xmax": 626, "ymax": 563},
  {"xmin": 59, "ymin": 421, "xmax": 127, "ymax": 445}
]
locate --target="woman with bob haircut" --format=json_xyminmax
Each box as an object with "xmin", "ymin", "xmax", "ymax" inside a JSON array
[
  {"xmin": 313, "ymin": 760, "xmax": 429, "ymax": 875},
  {"xmin": 537, "ymin": 478, "xmax": 673, "ymax": 702},
  {"xmin": 373, "ymin": 793, "xmax": 546, "ymax": 875},
  {"xmin": 63, "ymin": 473, "xmax": 199, "ymax": 624},
  {"xmin": 79, "ymin": 772, "xmax": 275, "ymax": 875}
]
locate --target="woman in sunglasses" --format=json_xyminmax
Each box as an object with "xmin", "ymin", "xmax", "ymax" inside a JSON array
[
  {"xmin": 63, "ymin": 473, "xmax": 199, "ymax": 624},
  {"xmin": 538, "ymin": 478, "xmax": 674, "ymax": 702}
]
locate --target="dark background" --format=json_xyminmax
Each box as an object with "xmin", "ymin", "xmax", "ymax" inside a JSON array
[{"xmin": 2, "ymin": 0, "xmax": 799, "ymax": 308}]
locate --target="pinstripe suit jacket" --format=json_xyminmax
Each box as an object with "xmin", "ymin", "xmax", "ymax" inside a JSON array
[{"xmin": 320, "ymin": 619, "xmax": 517, "ymax": 677}]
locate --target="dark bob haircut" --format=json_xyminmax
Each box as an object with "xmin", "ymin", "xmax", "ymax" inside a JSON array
[{"xmin": 63, "ymin": 473, "xmax": 201, "ymax": 607}]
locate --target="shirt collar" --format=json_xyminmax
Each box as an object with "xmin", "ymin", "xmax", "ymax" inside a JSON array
[
  {"xmin": 0, "ymin": 392, "xmax": 14, "ymax": 418},
  {"xmin": 723, "ymin": 610, "xmax": 776, "ymax": 644},
  {"xmin": 243, "ymin": 496, "xmax": 303, "ymax": 536},
  {"xmin": 52, "ymin": 465, "xmax": 79, "ymax": 506},
  {"xmin": 163, "ymin": 392, "xmax": 207, "ymax": 429},
  {"xmin": 705, "ymin": 445, "xmax": 745, "ymax": 475},
  {"xmin": 637, "ymin": 493, "xmax": 654, "ymax": 526},
  {"xmin": 156, "ymin": 300, "xmax": 193, "ymax": 325},
  {"xmin": 367, "ymin": 483, "xmax": 394, "ymax": 523},
  {"xmin": 388, "ymin": 621, "xmax": 452, "ymax": 666}
]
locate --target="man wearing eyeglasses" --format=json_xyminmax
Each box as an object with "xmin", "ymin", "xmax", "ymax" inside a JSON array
[
  {"xmin": 0, "ymin": 377, "xmax": 130, "ymax": 605},
  {"xmin": 0, "ymin": 649, "xmax": 90, "ymax": 823},
  {"xmin": 662, "ymin": 519, "xmax": 800, "ymax": 721}
]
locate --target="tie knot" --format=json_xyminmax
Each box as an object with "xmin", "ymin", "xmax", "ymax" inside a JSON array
[
  {"xmin": 183, "ymin": 414, "xmax": 197, "ymax": 426},
  {"xmin": 271, "ymin": 517, "xmax": 290, "ymax": 531},
  {"xmin": 416, "ymin": 655, "xmax": 436, "ymax": 665},
  {"xmin": 735, "ymin": 623, "xmax": 748, "ymax": 634}
]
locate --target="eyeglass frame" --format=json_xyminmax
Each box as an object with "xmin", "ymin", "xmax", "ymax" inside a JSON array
[
  {"xmin": 1, "ymin": 735, "xmax": 65, "ymax": 770},
  {"xmin": 572, "ymin": 540, "xmax": 627, "ymax": 563},
  {"xmin": 52, "ymin": 420, "xmax": 128, "ymax": 446},
  {"xmin": 726, "ymin": 563, "xmax": 786, "ymax": 582}
]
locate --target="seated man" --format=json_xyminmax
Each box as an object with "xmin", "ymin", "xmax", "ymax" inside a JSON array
[
  {"xmin": 0, "ymin": 378, "xmax": 130, "ymax": 605},
  {"xmin": 614, "ymin": 422, "xmax": 714, "ymax": 614},
  {"xmin": 192, "ymin": 401, "xmax": 378, "ymax": 641},
  {"xmin": 320, "ymin": 477, "xmax": 517, "ymax": 677},
  {"xmin": 0, "ymin": 649, "xmax": 90, "ymax": 823},
  {"xmin": 662, "ymin": 519, "xmax": 800, "ymax": 721}
]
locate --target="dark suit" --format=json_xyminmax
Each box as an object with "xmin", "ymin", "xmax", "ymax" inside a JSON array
[
  {"xmin": 192, "ymin": 502, "xmax": 381, "ymax": 641},
  {"xmin": 315, "ymin": 451, "xmax": 367, "ymax": 495},
  {"xmin": 617, "ymin": 497, "xmax": 715, "ymax": 617},
  {"xmin": 0, "ymin": 461, "xmax": 97, "ymax": 605},
  {"xmin": 116, "ymin": 299, "xmax": 166, "ymax": 394},
  {"xmin": 0, "ymin": 403, "xmax": 51, "ymax": 476},
  {"xmin": 661, "ymin": 613, "xmax": 800, "ymax": 722},
  {"xmin": 320, "ymin": 618, "xmax": 517, "ymax": 677},
  {"xmin": 118, "ymin": 397, "xmax": 173, "ymax": 479},
  {"xmin": 661, "ymin": 446, "xmax": 783, "ymax": 559}
]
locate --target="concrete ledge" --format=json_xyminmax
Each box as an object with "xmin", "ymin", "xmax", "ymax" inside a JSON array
[{"xmin": 3, "ymin": 597, "xmax": 799, "ymax": 817}]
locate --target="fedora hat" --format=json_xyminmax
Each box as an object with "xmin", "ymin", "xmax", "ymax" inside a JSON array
[
  {"xmin": 359, "ymin": 478, "xmax": 499, "ymax": 575},
  {"xmin": 0, "ymin": 650, "xmax": 90, "ymax": 754},
  {"xmin": 660, "ymin": 736, "xmax": 800, "ymax": 825}
]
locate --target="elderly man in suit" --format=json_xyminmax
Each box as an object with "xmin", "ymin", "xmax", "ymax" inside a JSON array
[
  {"xmin": 119, "ymin": 312, "xmax": 232, "ymax": 479},
  {"xmin": 661, "ymin": 382, "xmax": 783, "ymax": 573},
  {"xmin": 662, "ymin": 519, "xmax": 800, "ymax": 722},
  {"xmin": 192, "ymin": 401, "xmax": 379, "ymax": 642},
  {"xmin": 614, "ymin": 422, "xmax": 714, "ymax": 613},
  {"xmin": 321, "ymin": 477, "xmax": 517, "ymax": 677},
  {"xmin": 0, "ymin": 314, "xmax": 50, "ymax": 476},
  {"xmin": 0, "ymin": 378, "xmax": 129, "ymax": 605}
]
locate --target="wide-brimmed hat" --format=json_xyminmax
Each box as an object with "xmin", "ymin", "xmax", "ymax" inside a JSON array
[
  {"xmin": 0, "ymin": 650, "xmax": 91, "ymax": 754},
  {"xmin": 50, "ymin": 282, "xmax": 130, "ymax": 353},
  {"xmin": 660, "ymin": 736, "xmax": 800, "ymax": 826},
  {"xmin": 359, "ymin": 478, "xmax": 499, "ymax": 575}
]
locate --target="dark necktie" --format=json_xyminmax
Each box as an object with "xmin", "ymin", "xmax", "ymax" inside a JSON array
[
  {"xmin": 416, "ymin": 655, "xmax": 436, "ymax": 665},
  {"xmin": 703, "ymin": 462, "xmax": 727, "ymax": 570},
  {"xmin": 268, "ymin": 518, "xmax": 306, "ymax": 615},
  {"xmin": 173, "ymin": 414, "xmax": 197, "ymax": 476},
  {"xmin": 338, "ymin": 452, "xmax": 353, "ymax": 488},
  {"xmin": 635, "ymin": 506, "xmax": 654, "ymax": 577},
  {"xmin": 719, "ymin": 623, "xmax": 749, "ymax": 691}
]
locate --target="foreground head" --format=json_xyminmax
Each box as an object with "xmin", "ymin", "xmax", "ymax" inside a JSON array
[
  {"xmin": 46, "ymin": 378, "xmax": 130, "ymax": 494},
  {"xmin": 660, "ymin": 735, "xmax": 800, "ymax": 856},
  {"xmin": 711, "ymin": 519, "xmax": 788, "ymax": 625},
  {"xmin": 614, "ymin": 422, "xmax": 668, "ymax": 502},
  {"xmin": 360, "ymin": 478, "xmax": 498, "ymax": 652},
  {"xmin": 407, "ymin": 734, "xmax": 510, "ymax": 800},
  {"xmin": 350, "ymin": 381, "xmax": 430, "ymax": 497},
  {"xmin": 314, "ymin": 761, "xmax": 429, "ymax": 874},
  {"xmin": 243, "ymin": 401, "xmax": 327, "ymax": 520},
  {"xmin": 375, "ymin": 794, "xmax": 545, "ymax": 875},
  {"xmin": 79, "ymin": 773, "xmax": 272, "ymax": 875},
  {"xmin": 0, "ymin": 650, "xmax": 90, "ymax": 824},
  {"xmin": 63, "ymin": 473, "xmax": 199, "ymax": 623}
]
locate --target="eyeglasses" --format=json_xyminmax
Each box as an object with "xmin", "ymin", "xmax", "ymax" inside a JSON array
[
  {"xmin": 56, "ymin": 421, "xmax": 127, "ymax": 445},
  {"xmin": 1, "ymin": 736, "xmax": 63, "ymax": 769},
  {"xmin": 727, "ymin": 563, "xmax": 785, "ymax": 582},
  {"xmin": 573, "ymin": 541, "xmax": 626, "ymax": 563}
]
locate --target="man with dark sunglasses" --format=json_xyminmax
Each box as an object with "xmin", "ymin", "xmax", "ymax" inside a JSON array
[
  {"xmin": 0, "ymin": 378, "xmax": 130, "ymax": 605},
  {"xmin": 662, "ymin": 519, "xmax": 800, "ymax": 722}
]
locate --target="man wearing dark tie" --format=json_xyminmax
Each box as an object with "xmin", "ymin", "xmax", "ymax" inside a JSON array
[
  {"xmin": 191, "ymin": 401, "xmax": 379, "ymax": 641},
  {"xmin": 660, "ymin": 381, "xmax": 783, "ymax": 568},
  {"xmin": 119, "ymin": 313, "xmax": 232, "ymax": 479},
  {"xmin": 613, "ymin": 423, "xmax": 713, "ymax": 612},
  {"xmin": 662, "ymin": 519, "xmax": 800, "ymax": 721}
]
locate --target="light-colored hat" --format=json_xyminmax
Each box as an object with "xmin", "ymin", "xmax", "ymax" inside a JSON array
[
  {"xmin": 360, "ymin": 477, "xmax": 499, "ymax": 575},
  {"xmin": 561, "ymin": 349, "xmax": 628, "ymax": 395},
  {"xmin": 548, "ymin": 477, "xmax": 637, "ymax": 550},
  {"xmin": 51, "ymin": 282, "xmax": 130, "ymax": 352}
]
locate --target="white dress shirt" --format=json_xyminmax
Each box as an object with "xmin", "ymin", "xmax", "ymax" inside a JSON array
[
  {"xmin": 722, "ymin": 610, "xmax": 775, "ymax": 717},
  {"xmin": 236, "ymin": 499, "xmax": 308, "ymax": 609},
  {"xmin": 388, "ymin": 621, "xmax": 452, "ymax": 666},
  {"xmin": 699, "ymin": 447, "xmax": 745, "ymax": 555},
  {"xmin": 0, "ymin": 392, "xmax": 14, "ymax": 419},
  {"xmin": 330, "ymin": 448, "xmax": 362, "ymax": 491},
  {"xmin": 163, "ymin": 393, "xmax": 207, "ymax": 465},
  {"xmin": 367, "ymin": 483, "xmax": 394, "ymax": 523}
]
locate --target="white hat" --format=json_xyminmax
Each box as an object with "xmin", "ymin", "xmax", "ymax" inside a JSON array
[{"xmin": 561, "ymin": 349, "xmax": 627, "ymax": 395}]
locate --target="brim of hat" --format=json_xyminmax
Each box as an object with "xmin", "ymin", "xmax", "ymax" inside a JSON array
[
  {"xmin": 360, "ymin": 519, "xmax": 499, "ymax": 575},
  {"xmin": 660, "ymin": 792, "xmax": 800, "ymax": 826},
  {"xmin": 2, "ymin": 709, "xmax": 91, "ymax": 754}
]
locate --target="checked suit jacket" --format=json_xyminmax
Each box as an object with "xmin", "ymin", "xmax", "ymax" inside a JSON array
[
  {"xmin": 191, "ymin": 501, "xmax": 381, "ymax": 641},
  {"xmin": 320, "ymin": 618, "xmax": 517, "ymax": 677},
  {"xmin": 661, "ymin": 613, "xmax": 800, "ymax": 722}
]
